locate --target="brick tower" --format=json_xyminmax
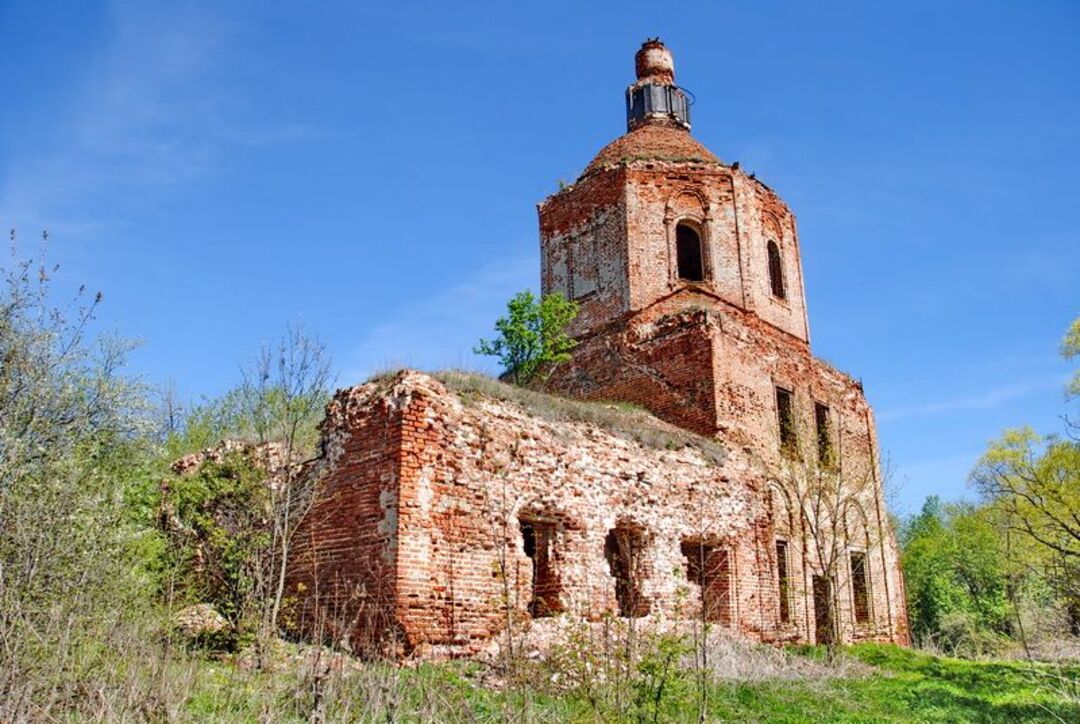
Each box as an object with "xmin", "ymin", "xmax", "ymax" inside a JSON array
[{"xmin": 542, "ymin": 39, "xmax": 817, "ymax": 449}]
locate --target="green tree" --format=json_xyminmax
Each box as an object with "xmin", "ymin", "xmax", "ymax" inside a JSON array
[
  {"xmin": 474, "ymin": 290, "xmax": 579, "ymax": 385},
  {"xmin": 1062, "ymin": 316, "xmax": 1080, "ymax": 399},
  {"xmin": 965, "ymin": 316, "xmax": 1080, "ymax": 637},
  {"xmin": 970, "ymin": 428, "xmax": 1080, "ymax": 633},
  {"xmin": 901, "ymin": 498, "xmax": 1012, "ymax": 653}
]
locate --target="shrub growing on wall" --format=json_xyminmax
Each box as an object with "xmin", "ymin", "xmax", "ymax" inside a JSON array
[{"xmin": 475, "ymin": 290, "xmax": 579, "ymax": 385}]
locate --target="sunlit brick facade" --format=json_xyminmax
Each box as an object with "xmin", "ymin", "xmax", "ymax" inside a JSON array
[{"xmin": 287, "ymin": 40, "xmax": 909, "ymax": 658}]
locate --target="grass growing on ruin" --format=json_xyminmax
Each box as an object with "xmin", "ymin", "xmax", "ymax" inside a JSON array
[
  {"xmin": 433, "ymin": 370, "xmax": 727, "ymax": 465},
  {"xmin": 170, "ymin": 642, "xmax": 1078, "ymax": 722}
]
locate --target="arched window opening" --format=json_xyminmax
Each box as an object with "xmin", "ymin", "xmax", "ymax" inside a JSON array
[
  {"xmin": 676, "ymin": 223, "xmax": 704, "ymax": 282},
  {"xmin": 768, "ymin": 484, "xmax": 795, "ymax": 626},
  {"xmin": 767, "ymin": 240, "xmax": 786, "ymax": 299}
]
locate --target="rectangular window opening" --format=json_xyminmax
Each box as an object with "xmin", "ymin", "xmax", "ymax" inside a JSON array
[
  {"xmin": 605, "ymin": 527, "xmax": 651, "ymax": 618},
  {"xmin": 680, "ymin": 541, "xmax": 733, "ymax": 625},
  {"xmin": 776, "ymin": 539, "xmax": 790, "ymax": 624},
  {"xmin": 776, "ymin": 387, "xmax": 797, "ymax": 457},
  {"xmin": 814, "ymin": 402, "xmax": 833, "ymax": 469},
  {"xmin": 850, "ymin": 551, "xmax": 870, "ymax": 624},
  {"xmin": 520, "ymin": 520, "xmax": 563, "ymax": 617}
]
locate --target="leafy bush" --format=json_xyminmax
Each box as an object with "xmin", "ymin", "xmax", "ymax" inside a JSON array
[
  {"xmin": 0, "ymin": 248, "xmax": 164, "ymax": 718},
  {"xmin": 158, "ymin": 453, "xmax": 270, "ymax": 635}
]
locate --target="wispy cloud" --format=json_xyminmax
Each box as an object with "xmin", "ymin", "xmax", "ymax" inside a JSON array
[
  {"xmin": 0, "ymin": 2, "xmax": 329, "ymax": 240},
  {"xmin": 877, "ymin": 374, "xmax": 1068, "ymax": 422},
  {"xmin": 341, "ymin": 250, "xmax": 539, "ymax": 384}
]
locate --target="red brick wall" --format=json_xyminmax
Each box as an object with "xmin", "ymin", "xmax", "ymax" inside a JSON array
[
  {"xmin": 546, "ymin": 307, "xmax": 719, "ymax": 437},
  {"xmin": 543, "ymin": 299, "xmax": 909, "ymax": 647},
  {"xmin": 539, "ymin": 169, "xmax": 629, "ymax": 338},
  {"xmin": 285, "ymin": 381, "xmax": 404, "ymax": 655},
  {"xmin": 541, "ymin": 157, "xmax": 810, "ymax": 344},
  {"xmin": 291, "ymin": 372, "xmax": 907, "ymax": 658}
]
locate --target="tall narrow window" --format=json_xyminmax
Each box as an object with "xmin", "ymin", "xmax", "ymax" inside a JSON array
[
  {"xmin": 775, "ymin": 387, "xmax": 797, "ymax": 457},
  {"xmin": 520, "ymin": 520, "xmax": 562, "ymax": 617},
  {"xmin": 814, "ymin": 402, "xmax": 833, "ymax": 468},
  {"xmin": 850, "ymin": 551, "xmax": 870, "ymax": 624},
  {"xmin": 767, "ymin": 240, "xmax": 786, "ymax": 299},
  {"xmin": 776, "ymin": 540, "xmax": 790, "ymax": 623},
  {"xmin": 605, "ymin": 526, "xmax": 651, "ymax": 617},
  {"xmin": 776, "ymin": 540, "xmax": 791, "ymax": 623},
  {"xmin": 676, "ymin": 223, "xmax": 704, "ymax": 281}
]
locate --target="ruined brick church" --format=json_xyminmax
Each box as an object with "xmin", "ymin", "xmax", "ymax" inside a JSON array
[{"xmin": 287, "ymin": 40, "xmax": 909, "ymax": 657}]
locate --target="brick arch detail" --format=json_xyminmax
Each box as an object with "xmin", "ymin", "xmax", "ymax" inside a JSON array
[{"xmin": 664, "ymin": 188, "xmax": 714, "ymax": 286}]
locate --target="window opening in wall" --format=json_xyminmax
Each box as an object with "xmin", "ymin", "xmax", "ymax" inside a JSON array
[
  {"xmin": 676, "ymin": 223, "xmax": 704, "ymax": 281},
  {"xmin": 680, "ymin": 540, "xmax": 733, "ymax": 625},
  {"xmin": 776, "ymin": 387, "xmax": 797, "ymax": 457},
  {"xmin": 519, "ymin": 520, "xmax": 562, "ymax": 617},
  {"xmin": 605, "ymin": 527, "xmax": 651, "ymax": 617},
  {"xmin": 815, "ymin": 402, "xmax": 833, "ymax": 469},
  {"xmin": 767, "ymin": 240, "xmax": 786, "ymax": 299},
  {"xmin": 776, "ymin": 539, "xmax": 790, "ymax": 624},
  {"xmin": 812, "ymin": 575, "xmax": 833, "ymax": 645},
  {"xmin": 850, "ymin": 551, "xmax": 870, "ymax": 624}
]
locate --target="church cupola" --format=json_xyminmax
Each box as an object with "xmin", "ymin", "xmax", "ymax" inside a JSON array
[{"xmin": 626, "ymin": 39, "xmax": 691, "ymax": 131}]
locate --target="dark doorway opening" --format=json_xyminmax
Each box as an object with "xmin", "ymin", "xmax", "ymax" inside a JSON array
[
  {"xmin": 812, "ymin": 575, "xmax": 833, "ymax": 645},
  {"xmin": 605, "ymin": 527, "xmax": 651, "ymax": 617},
  {"xmin": 676, "ymin": 224, "xmax": 704, "ymax": 281},
  {"xmin": 520, "ymin": 520, "xmax": 562, "ymax": 617}
]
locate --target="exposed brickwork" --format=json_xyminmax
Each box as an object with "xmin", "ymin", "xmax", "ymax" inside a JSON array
[
  {"xmin": 287, "ymin": 39, "xmax": 909, "ymax": 658},
  {"xmin": 581, "ymin": 124, "xmax": 722, "ymax": 177},
  {"xmin": 285, "ymin": 385, "xmax": 404, "ymax": 654},
  {"xmin": 288, "ymin": 370, "xmax": 906, "ymax": 657}
]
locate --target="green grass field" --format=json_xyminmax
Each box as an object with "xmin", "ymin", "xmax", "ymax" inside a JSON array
[{"xmin": 178, "ymin": 643, "xmax": 1079, "ymax": 723}]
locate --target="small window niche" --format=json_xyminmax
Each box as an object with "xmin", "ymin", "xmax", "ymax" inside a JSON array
[
  {"xmin": 767, "ymin": 240, "xmax": 786, "ymax": 299},
  {"xmin": 520, "ymin": 519, "xmax": 563, "ymax": 617},
  {"xmin": 676, "ymin": 223, "xmax": 704, "ymax": 282},
  {"xmin": 850, "ymin": 551, "xmax": 870, "ymax": 624},
  {"xmin": 605, "ymin": 526, "xmax": 651, "ymax": 617},
  {"xmin": 775, "ymin": 387, "xmax": 797, "ymax": 458},
  {"xmin": 680, "ymin": 540, "xmax": 733, "ymax": 625}
]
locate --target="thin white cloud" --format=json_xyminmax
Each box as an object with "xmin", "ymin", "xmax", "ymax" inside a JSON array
[
  {"xmin": 342, "ymin": 250, "xmax": 539, "ymax": 384},
  {"xmin": 877, "ymin": 374, "xmax": 1068, "ymax": 422},
  {"xmin": 0, "ymin": 2, "xmax": 330, "ymax": 239}
]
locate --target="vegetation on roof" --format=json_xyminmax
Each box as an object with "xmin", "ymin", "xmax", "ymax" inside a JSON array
[{"xmin": 433, "ymin": 370, "xmax": 726, "ymax": 466}]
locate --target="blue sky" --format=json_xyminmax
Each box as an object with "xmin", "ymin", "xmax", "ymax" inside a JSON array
[{"xmin": 2, "ymin": 1, "xmax": 1077, "ymax": 515}]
